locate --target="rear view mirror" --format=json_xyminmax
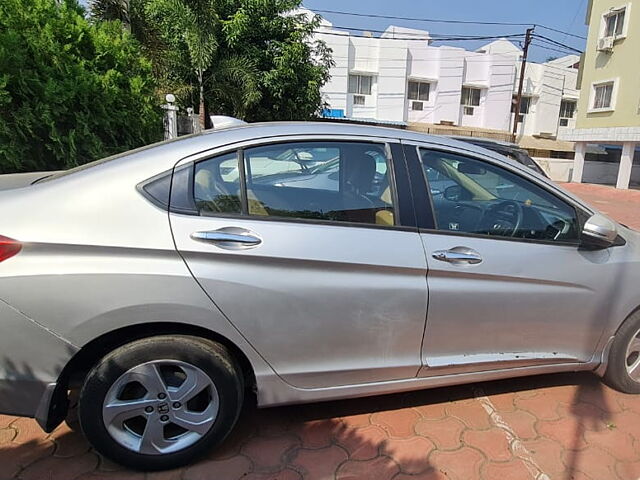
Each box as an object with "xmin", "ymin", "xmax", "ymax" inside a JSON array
[
  {"xmin": 581, "ymin": 213, "xmax": 618, "ymax": 249},
  {"xmin": 457, "ymin": 162, "xmax": 486, "ymax": 175},
  {"xmin": 443, "ymin": 185, "xmax": 463, "ymax": 202}
]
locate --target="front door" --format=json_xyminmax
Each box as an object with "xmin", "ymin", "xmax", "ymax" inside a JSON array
[
  {"xmin": 169, "ymin": 138, "xmax": 428, "ymax": 388},
  {"xmin": 405, "ymin": 144, "xmax": 620, "ymax": 375}
]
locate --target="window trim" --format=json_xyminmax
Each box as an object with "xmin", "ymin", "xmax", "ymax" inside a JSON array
[
  {"xmin": 171, "ymin": 135, "xmax": 416, "ymax": 231},
  {"xmin": 559, "ymin": 99, "xmax": 577, "ymax": 119},
  {"xmin": 401, "ymin": 142, "xmax": 592, "ymax": 247},
  {"xmin": 407, "ymin": 80, "xmax": 431, "ymax": 102},
  {"xmin": 601, "ymin": 3, "xmax": 630, "ymax": 41},
  {"xmin": 461, "ymin": 87, "xmax": 482, "ymax": 107},
  {"xmin": 348, "ymin": 74, "xmax": 374, "ymax": 96},
  {"xmin": 588, "ymin": 79, "xmax": 618, "ymax": 113}
]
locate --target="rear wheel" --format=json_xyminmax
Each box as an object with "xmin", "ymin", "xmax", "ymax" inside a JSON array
[
  {"xmin": 604, "ymin": 311, "xmax": 640, "ymax": 394},
  {"xmin": 78, "ymin": 335, "xmax": 243, "ymax": 471}
]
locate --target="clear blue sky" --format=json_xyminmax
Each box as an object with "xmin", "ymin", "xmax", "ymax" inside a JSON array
[{"xmin": 303, "ymin": 0, "xmax": 588, "ymax": 63}]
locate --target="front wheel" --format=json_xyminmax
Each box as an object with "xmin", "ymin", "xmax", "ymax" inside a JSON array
[
  {"xmin": 78, "ymin": 335, "xmax": 243, "ymax": 471},
  {"xmin": 604, "ymin": 310, "xmax": 640, "ymax": 394}
]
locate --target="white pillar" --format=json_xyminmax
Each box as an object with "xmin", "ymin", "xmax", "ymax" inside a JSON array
[
  {"xmin": 572, "ymin": 142, "xmax": 586, "ymax": 183},
  {"xmin": 616, "ymin": 142, "xmax": 635, "ymax": 189}
]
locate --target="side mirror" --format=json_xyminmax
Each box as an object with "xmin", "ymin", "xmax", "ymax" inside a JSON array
[{"xmin": 581, "ymin": 213, "xmax": 618, "ymax": 249}]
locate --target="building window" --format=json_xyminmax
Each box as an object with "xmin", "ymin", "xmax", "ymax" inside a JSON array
[
  {"xmin": 511, "ymin": 96, "xmax": 532, "ymax": 114},
  {"xmin": 408, "ymin": 81, "xmax": 430, "ymax": 101},
  {"xmin": 348, "ymin": 75, "xmax": 372, "ymax": 95},
  {"xmin": 560, "ymin": 100, "xmax": 576, "ymax": 119},
  {"xmin": 604, "ymin": 7, "xmax": 626, "ymax": 37},
  {"xmin": 593, "ymin": 82, "xmax": 614, "ymax": 109},
  {"xmin": 461, "ymin": 87, "xmax": 481, "ymax": 107}
]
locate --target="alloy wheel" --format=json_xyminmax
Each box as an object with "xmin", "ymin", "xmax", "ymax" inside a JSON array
[
  {"xmin": 102, "ymin": 359, "xmax": 219, "ymax": 455},
  {"xmin": 625, "ymin": 329, "xmax": 640, "ymax": 382}
]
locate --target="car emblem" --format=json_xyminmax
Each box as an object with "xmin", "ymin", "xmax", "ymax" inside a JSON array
[
  {"xmin": 448, "ymin": 223, "xmax": 459, "ymax": 231},
  {"xmin": 157, "ymin": 403, "xmax": 169, "ymax": 414}
]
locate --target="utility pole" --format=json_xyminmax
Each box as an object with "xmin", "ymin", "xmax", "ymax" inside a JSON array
[{"xmin": 512, "ymin": 27, "xmax": 534, "ymax": 142}]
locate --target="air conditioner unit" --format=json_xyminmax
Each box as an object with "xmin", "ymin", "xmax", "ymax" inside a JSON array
[
  {"xmin": 411, "ymin": 101, "xmax": 423, "ymax": 111},
  {"xmin": 463, "ymin": 106, "xmax": 475, "ymax": 116},
  {"xmin": 353, "ymin": 95, "xmax": 365, "ymax": 106},
  {"xmin": 597, "ymin": 36, "xmax": 614, "ymax": 52}
]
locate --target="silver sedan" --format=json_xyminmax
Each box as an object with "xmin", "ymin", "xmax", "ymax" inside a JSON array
[{"xmin": 0, "ymin": 122, "xmax": 638, "ymax": 470}]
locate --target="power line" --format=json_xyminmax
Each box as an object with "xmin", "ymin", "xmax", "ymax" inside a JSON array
[
  {"xmin": 328, "ymin": 25, "xmax": 525, "ymax": 40},
  {"xmin": 314, "ymin": 29, "xmax": 526, "ymax": 43},
  {"xmin": 535, "ymin": 24, "xmax": 586, "ymax": 41},
  {"xmin": 533, "ymin": 33, "xmax": 583, "ymax": 53},
  {"xmin": 311, "ymin": 8, "xmax": 534, "ymax": 26},
  {"xmin": 532, "ymin": 42, "xmax": 582, "ymax": 56},
  {"xmin": 309, "ymin": 8, "xmax": 588, "ymax": 40}
]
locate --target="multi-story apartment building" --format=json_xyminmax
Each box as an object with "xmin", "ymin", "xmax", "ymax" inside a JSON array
[
  {"xmin": 560, "ymin": 0, "xmax": 640, "ymax": 189},
  {"xmin": 311, "ymin": 10, "xmax": 582, "ymax": 161},
  {"xmin": 313, "ymin": 17, "xmax": 517, "ymax": 132}
]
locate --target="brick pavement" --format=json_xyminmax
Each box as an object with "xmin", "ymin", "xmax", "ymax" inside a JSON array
[{"xmin": 1, "ymin": 182, "xmax": 639, "ymax": 480}]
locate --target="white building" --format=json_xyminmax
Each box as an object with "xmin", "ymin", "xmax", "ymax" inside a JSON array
[
  {"xmin": 314, "ymin": 19, "xmax": 517, "ymax": 131},
  {"xmin": 513, "ymin": 55, "xmax": 581, "ymax": 139}
]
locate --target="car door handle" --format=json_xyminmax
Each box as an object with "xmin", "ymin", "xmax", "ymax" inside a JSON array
[
  {"xmin": 432, "ymin": 247, "xmax": 482, "ymax": 265},
  {"xmin": 191, "ymin": 227, "xmax": 262, "ymax": 249}
]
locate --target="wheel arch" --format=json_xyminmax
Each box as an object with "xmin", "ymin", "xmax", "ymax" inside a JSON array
[
  {"xmin": 62, "ymin": 322, "xmax": 256, "ymax": 390},
  {"xmin": 41, "ymin": 322, "xmax": 257, "ymax": 433}
]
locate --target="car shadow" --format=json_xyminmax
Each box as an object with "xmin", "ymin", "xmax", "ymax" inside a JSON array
[{"xmin": 0, "ymin": 370, "xmax": 619, "ymax": 479}]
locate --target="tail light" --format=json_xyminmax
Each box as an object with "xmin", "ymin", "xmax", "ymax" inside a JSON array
[{"xmin": 0, "ymin": 235, "xmax": 21, "ymax": 262}]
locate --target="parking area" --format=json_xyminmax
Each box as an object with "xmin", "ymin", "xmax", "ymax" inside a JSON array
[{"xmin": 1, "ymin": 182, "xmax": 639, "ymax": 480}]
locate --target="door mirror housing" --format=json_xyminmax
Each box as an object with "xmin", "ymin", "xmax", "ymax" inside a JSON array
[{"xmin": 581, "ymin": 213, "xmax": 618, "ymax": 249}]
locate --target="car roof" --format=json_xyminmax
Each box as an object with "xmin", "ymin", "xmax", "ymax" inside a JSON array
[{"xmin": 448, "ymin": 135, "xmax": 522, "ymax": 150}]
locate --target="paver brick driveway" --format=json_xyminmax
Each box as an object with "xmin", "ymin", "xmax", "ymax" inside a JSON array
[{"xmin": 1, "ymin": 183, "xmax": 639, "ymax": 480}]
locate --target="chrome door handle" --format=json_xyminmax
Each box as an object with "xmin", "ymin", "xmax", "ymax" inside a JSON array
[
  {"xmin": 191, "ymin": 227, "xmax": 262, "ymax": 249},
  {"xmin": 432, "ymin": 246, "xmax": 482, "ymax": 265}
]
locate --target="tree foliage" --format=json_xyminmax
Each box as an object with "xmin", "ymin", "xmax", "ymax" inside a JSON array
[
  {"xmin": 90, "ymin": 0, "xmax": 333, "ymax": 122},
  {"xmin": 0, "ymin": 0, "xmax": 161, "ymax": 173}
]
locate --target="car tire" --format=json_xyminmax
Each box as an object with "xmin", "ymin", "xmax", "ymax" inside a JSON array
[
  {"xmin": 78, "ymin": 335, "xmax": 243, "ymax": 471},
  {"xmin": 604, "ymin": 310, "xmax": 640, "ymax": 394}
]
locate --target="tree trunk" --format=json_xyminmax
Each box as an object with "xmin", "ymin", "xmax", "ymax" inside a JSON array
[{"xmin": 198, "ymin": 69, "xmax": 206, "ymax": 129}]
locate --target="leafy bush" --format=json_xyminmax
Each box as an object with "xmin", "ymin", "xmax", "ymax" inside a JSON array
[{"xmin": 0, "ymin": 0, "xmax": 161, "ymax": 173}]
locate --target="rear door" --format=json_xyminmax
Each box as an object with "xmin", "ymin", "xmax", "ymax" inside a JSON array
[{"xmin": 168, "ymin": 136, "xmax": 429, "ymax": 389}]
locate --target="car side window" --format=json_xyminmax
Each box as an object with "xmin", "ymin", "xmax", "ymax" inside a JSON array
[
  {"xmin": 194, "ymin": 152, "xmax": 243, "ymax": 215},
  {"xmin": 420, "ymin": 148, "xmax": 579, "ymax": 242},
  {"xmin": 242, "ymin": 142, "xmax": 396, "ymax": 226}
]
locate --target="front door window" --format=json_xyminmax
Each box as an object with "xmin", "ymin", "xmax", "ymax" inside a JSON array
[{"xmin": 420, "ymin": 149, "xmax": 579, "ymax": 243}]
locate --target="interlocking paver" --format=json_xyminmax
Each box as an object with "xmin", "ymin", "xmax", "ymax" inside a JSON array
[
  {"xmin": 381, "ymin": 436, "xmax": 435, "ymax": 474},
  {"xmin": 414, "ymin": 416, "xmax": 465, "ymax": 450},
  {"xmin": 335, "ymin": 455, "xmax": 400, "ymax": 480},
  {"xmin": 240, "ymin": 434, "xmax": 300, "ymax": 472},
  {"xmin": 290, "ymin": 445, "xmax": 348, "ymax": 479},
  {"xmin": 480, "ymin": 460, "xmax": 532, "ymax": 480},
  {"xmin": 370, "ymin": 408, "xmax": 421, "ymax": 438},
  {"xmin": 1, "ymin": 183, "xmax": 640, "ymax": 479},
  {"xmin": 462, "ymin": 428, "xmax": 511, "ymax": 462},
  {"xmin": 182, "ymin": 455, "xmax": 252, "ymax": 480},
  {"xmin": 428, "ymin": 447, "xmax": 484, "ymax": 480},
  {"xmin": 333, "ymin": 424, "xmax": 386, "ymax": 460},
  {"xmin": 18, "ymin": 452, "xmax": 99, "ymax": 480}
]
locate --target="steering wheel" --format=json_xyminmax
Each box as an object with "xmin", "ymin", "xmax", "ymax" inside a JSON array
[{"xmin": 480, "ymin": 200, "xmax": 524, "ymax": 237}]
